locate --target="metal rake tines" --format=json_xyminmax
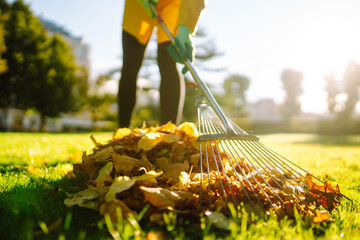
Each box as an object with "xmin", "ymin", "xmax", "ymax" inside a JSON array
[{"xmin": 196, "ymin": 104, "xmax": 335, "ymax": 217}]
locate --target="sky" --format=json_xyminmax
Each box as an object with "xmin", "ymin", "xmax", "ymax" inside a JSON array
[{"xmin": 24, "ymin": 0, "xmax": 360, "ymax": 114}]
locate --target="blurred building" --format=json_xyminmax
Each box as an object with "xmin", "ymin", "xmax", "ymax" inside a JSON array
[
  {"xmin": 247, "ymin": 98, "xmax": 281, "ymax": 122},
  {"xmin": 40, "ymin": 17, "xmax": 90, "ymax": 72}
]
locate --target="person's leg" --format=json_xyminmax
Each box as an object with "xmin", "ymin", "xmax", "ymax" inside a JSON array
[
  {"xmin": 118, "ymin": 30, "xmax": 147, "ymax": 127},
  {"xmin": 157, "ymin": 41, "xmax": 185, "ymax": 125}
]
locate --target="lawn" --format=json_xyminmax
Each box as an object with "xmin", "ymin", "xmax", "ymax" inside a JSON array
[{"xmin": 0, "ymin": 132, "xmax": 359, "ymax": 239}]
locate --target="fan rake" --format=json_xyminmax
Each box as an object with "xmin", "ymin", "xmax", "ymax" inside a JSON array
[{"xmin": 151, "ymin": 5, "xmax": 345, "ymax": 217}]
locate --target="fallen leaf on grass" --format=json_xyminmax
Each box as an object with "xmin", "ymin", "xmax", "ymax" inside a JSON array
[
  {"xmin": 64, "ymin": 187, "xmax": 99, "ymax": 207},
  {"xmin": 66, "ymin": 121, "xmax": 345, "ymax": 230},
  {"xmin": 313, "ymin": 210, "xmax": 332, "ymax": 223},
  {"xmin": 105, "ymin": 176, "xmax": 135, "ymax": 202},
  {"xmin": 27, "ymin": 165, "xmax": 40, "ymax": 174},
  {"xmin": 146, "ymin": 231, "xmax": 168, "ymax": 240}
]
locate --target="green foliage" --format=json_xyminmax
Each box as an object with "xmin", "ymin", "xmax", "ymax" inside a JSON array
[
  {"xmin": 0, "ymin": 0, "xmax": 83, "ymax": 124},
  {"xmin": 0, "ymin": 9, "xmax": 7, "ymax": 74},
  {"xmin": 0, "ymin": 0, "xmax": 48, "ymax": 109},
  {"xmin": 32, "ymin": 34, "xmax": 78, "ymax": 120}
]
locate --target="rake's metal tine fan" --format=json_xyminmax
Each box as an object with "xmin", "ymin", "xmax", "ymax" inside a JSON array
[{"xmin": 151, "ymin": 5, "xmax": 345, "ymax": 216}]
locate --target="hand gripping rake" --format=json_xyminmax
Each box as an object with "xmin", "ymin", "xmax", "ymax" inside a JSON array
[{"xmin": 150, "ymin": 5, "xmax": 345, "ymax": 217}]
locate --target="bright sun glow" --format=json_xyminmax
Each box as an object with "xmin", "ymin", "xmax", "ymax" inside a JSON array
[{"xmin": 283, "ymin": 3, "xmax": 360, "ymax": 113}]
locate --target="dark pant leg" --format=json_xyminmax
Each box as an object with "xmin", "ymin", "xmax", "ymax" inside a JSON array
[
  {"xmin": 157, "ymin": 41, "xmax": 185, "ymax": 125},
  {"xmin": 118, "ymin": 30, "xmax": 147, "ymax": 127}
]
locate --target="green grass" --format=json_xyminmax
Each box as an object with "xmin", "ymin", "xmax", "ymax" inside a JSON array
[{"xmin": 0, "ymin": 132, "xmax": 359, "ymax": 239}]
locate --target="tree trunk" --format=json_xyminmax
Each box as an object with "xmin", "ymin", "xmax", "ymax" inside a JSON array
[{"xmin": 40, "ymin": 114, "xmax": 46, "ymax": 132}]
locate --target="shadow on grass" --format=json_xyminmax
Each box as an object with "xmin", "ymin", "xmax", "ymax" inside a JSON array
[
  {"xmin": 0, "ymin": 168, "xmax": 111, "ymax": 240},
  {"xmin": 0, "ymin": 166, "xmax": 209, "ymax": 240}
]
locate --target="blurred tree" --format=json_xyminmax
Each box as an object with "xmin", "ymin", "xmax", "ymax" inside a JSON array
[
  {"xmin": 280, "ymin": 69, "xmax": 303, "ymax": 121},
  {"xmin": 340, "ymin": 61, "xmax": 360, "ymax": 122},
  {"xmin": 85, "ymin": 74, "xmax": 117, "ymax": 128},
  {"xmin": 324, "ymin": 74, "xmax": 341, "ymax": 115},
  {"xmin": 0, "ymin": 0, "xmax": 48, "ymax": 109},
  {"xmin": 32, "ymin": 34, "xmax": 78, "ymax": 126},
  {"xmin": 0, "ymin": 10, "xmax": 7, "ymax": 74},
  {"xmin": 0, "ymin": 0, "xmax": 82, "ymax": 129},
  {"xmin": 220, "ymin": 74, "xmax": 250, "ymax": 118}
]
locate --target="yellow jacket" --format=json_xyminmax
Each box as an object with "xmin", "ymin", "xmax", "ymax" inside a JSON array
[{"xmin": 123, "ymin": 0, "xmax": 205, "ymax": 44}]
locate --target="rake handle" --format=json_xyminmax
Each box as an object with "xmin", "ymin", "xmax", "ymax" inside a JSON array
[{"xmin": 150, "ymin": 4, "xmax": 234, "ymax": 134}]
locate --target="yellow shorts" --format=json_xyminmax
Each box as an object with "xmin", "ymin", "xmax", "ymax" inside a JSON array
[{"xmin": 122, "ymin": 0, "xmax": 181, "ymax": 45}]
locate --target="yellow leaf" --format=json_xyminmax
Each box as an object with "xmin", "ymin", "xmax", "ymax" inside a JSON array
[
  {"xmin": 313, "ymin": 210, "xmax": 331, "ymax": 223},
  {"xmin": 61, "ymin": 164, "xmax": 73, "ymax": 175},
  {"xmin": 178, "ymin": 122, "xmax": 198, "ymax": 137},
  {"xmin": 158, "ymin": 122, "xmax": 177, "ymax": 133},
  {"xmin": 105, "ymin": 176, "xmax": 135, "ymax": 202},
  {"xmin": 113, "ymin": 128, "xmax": 132, "ymax": 140},
  {"xmin": 140, "ymin": 186, "xmax": 195, "ymax": 209},
  {"xmin": 162, "ymin": 134, "xmax": 181, "ymax": 144},
  {"xmin": 95, "ymin": 162, "xmax": 113, "ymax": 182},
  {"xmin": 138, "ymin": 133, "xmax": 163, "ymax": 151},
  {"xmin": 133, "ymin": 170, "xmax": 163, "ymax": 187},
  {"xmin": 27, "ymin": 165, "xmax": 40, "ymax": 174}
]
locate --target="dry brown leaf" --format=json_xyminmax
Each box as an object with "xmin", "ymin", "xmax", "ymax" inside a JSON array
[
  {"xmin": 133, "ymin": 170, "xmax": 163, "ymax": 187},
  {"xmin": 91, "ymin": 146, "xmax": 114, "ymax": 162},
  {"xmin": 112, "ymin": 153, "xmax": 144, "ymax": 175},
  {"xmin": 67, "ymin": 122, "xmax": 344, "ymax": 225},
  {"xmin": 164, "ymin": 163, "xmax": 189, "ymax": 183},
  {"xmin": 155, "ymin": 157, "xmax": 169, "ymax": 171},
  {"xmin": 140, "ymin": 186, "xmax": 195, "ymax": 210}
]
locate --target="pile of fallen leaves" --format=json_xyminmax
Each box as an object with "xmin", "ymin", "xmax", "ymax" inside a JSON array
[{"xmin": 64, "ymin": 122, "xmax": 344, "ymax": 226}]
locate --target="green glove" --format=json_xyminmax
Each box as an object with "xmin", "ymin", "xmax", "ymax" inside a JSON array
[
  {"xmin": 167, "ymin": 25, "xmax": 195, "ymax": 74},
  {"xmin": 137, "ymin": 0, "xmax": 158, "ymax": 17}
]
